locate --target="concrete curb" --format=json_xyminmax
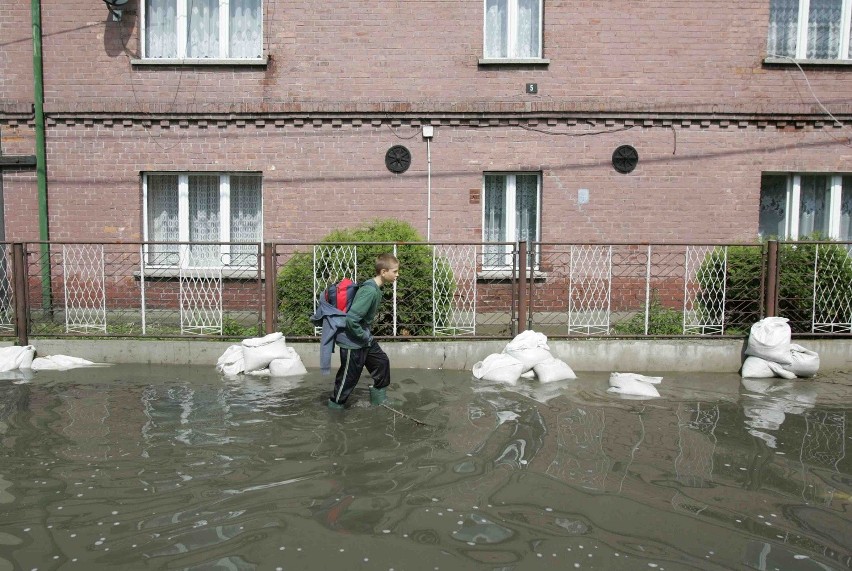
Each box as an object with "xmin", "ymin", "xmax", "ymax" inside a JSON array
[{"xmin": 10, "ymin": 338, "xmax": 852, "ymax": 372}]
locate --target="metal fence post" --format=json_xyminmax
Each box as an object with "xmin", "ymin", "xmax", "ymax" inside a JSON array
[
  {"xmin": 264, "ymin": 243, "xmax": 277, "ymax": 334},
  {"xmin": 517, "ymin": 241, "xmax": 527, "ymax": 334},
  {"xmin": 12, "ymin": 243, "xmax": 29, "ymax": 346},
  {"xmin": 765, "ymin": 240, "xmax": 779, "ymax": 317}
]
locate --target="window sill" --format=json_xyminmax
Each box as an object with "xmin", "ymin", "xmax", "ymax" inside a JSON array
[
  {"xmin": 478, "ymin": 269, "xmax": 547, "ymax": 281},
  {"xmin": 135, "ymin": 267, "xmax": 261, "ymax": 280},
  {"xmin": 478, "ymin": 58, "xmax": 550, "ymax": 66},
  {"xmin": 130, "ymin": 57, "xmax": 268, "ymax": 67},
  {"xmin": 763, "ymin": 56, "xmax": 852, "ymax": 67}
]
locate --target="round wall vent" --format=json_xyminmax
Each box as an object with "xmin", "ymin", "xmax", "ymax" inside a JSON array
[
  {"xmin": 385, "ymin": 145, "xmax": 412, "ymax": 174},
  {"xmin": 612, "ymin": 145, "xmax": 639, "ymax": 174}
]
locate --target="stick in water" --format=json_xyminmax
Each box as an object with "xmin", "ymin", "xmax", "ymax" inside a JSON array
[{"xmin": 381, "ymin": 403, "xmax": 430, "ymax": 426}]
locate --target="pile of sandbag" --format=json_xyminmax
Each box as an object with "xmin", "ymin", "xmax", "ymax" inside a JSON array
[
  {"xmin": 741, "ymin": 317, "xmax": 819, "ymax": 379},
  {"xmin": 472, "ymin": 330, "xmax": 576, "ymax": 384},
  {"xmin": 0, "ymin": 346, "xmax": 101, "ymax": 372},
  {"xmin": 607, "ymin": 372, "xmax": 662, "ymax": 397},
  {"xmin": 216, "ymin": 332, "xmax": 307, "ymax": 377}
]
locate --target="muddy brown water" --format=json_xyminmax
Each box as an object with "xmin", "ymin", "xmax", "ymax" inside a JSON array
[{"xmin": 0, "ymin": 365, "xmax": 850, "ymax": 570}]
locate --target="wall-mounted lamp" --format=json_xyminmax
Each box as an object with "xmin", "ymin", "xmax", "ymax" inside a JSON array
[{"xmin": 103, "ymin": 0, "xmax": 129, "ymax": 21}]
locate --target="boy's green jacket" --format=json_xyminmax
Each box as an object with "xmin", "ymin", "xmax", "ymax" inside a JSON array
[{"xmin": 339, "ymin": 279, "xmax": 382, "ymax": 349}]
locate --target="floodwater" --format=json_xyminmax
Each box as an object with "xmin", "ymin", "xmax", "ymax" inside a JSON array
[{"xmin": 0, "ymin": 365, "xmax": 850, "ymax": 571}]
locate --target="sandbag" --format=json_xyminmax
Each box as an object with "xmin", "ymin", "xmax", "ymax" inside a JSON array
[
  {"xmin": 607, "ymin": 372, "xmax": 661, "ymax": 397},
  {"xmin": 741, "ymin": 356, "xmax": 797, "ymax": 379},
  {"xmin": 242, "ymin": 332, "xmax": 288, "ymax": 372},
  {"xmin": 31, "ymin": 355, "xmax": 99, "ymax": 371},
  {"xmin": 783, "ymin": 344, "xmax": 820, "ymax": 378},
  {"xmin": 472, "ymin": 353, "xmax": 525, "ymax": 384},
  {"xmin": 0, "ymin": 345, "xmax": 35, "ymax": 372},
  {"xmin": 745, "ymin": 317, "xmax": 792, "ymax": 365},
  {"xmin": 216, "ymin": 344, "xmax": 245, "ymax": 376},
  {"xmin": 503, "ymin": 330, "xmax": 552, "ymax": 372},
  {"xmin": 532, "ymin": 358, "xmax": 577, "ymax": 383},
  {"xmin": 269, "ymin": 347, "xmax": 308, "ymax": 377}
]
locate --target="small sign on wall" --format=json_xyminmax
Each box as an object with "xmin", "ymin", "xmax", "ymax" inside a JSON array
[
  {"xmin": 469, "ymin": 189, "xmax": 480, "ymax": 204},
  {"xmin": 526, "ymin": 83, "xmax": 538, "ymax": 94}
]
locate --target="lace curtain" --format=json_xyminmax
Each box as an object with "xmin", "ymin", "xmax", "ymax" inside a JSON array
[
  {"xmin": 147, "ymin": 174, "xmax": 180, "ymax": 263},
  {"xmin": 146, "ymin": 0, "xmax": 178, "ymax": 58},
  {"xmin": 768, "ymin": 0, "xmax": 799, "ymax": 57},
  {"xmin": 485, "ymin": 0, "xmax": 508, "ymax": 58},
  {"xmin": 515, "ymin": 174, "xmax": 538, "ymax": 242},
  {"xmin": 484, "ymin": 0, "xmax": 539, "ymax": 58},
  {"xmin": 188, "ymin": 0, "xmax": 220, "ymax": 58},
  {"xmin": 189, "ymin": 175, "xmax": 221, "ymax": 265},
  {"xmin": 841, "ymin": 177, "xmax": 852, "ymax": 241},
  {"xmin": 230, "ymin": 175, "xmax": 262, "ymax": 265},
  {"xmin": 759, "ymin": 175, "xmax": 788, "ymax": 238},
  {"xmin": 516, "ymin": 0, "xmax": 540, "ymax": 58},
  {"xmin": 484, "ymin": 175, "xmax": 507, "ymax": 266},
  {"xmin": 799, "ymin": 175, "xmax": 831, "ymax": 237},
  {"xmin": 807, "ymin": 0, "xmax": 843, "ymax": 59},
  {"xmin": 230, "ymin": 0, "xmax": 262, "ymax": 58}
]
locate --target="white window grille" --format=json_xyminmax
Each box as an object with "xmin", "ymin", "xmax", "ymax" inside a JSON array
[
  {"xmin": 483, "ymin": 173, "xmax": 540, "ymax": 268},
  {"xmin": 484, "ymin": 0, "xmax": 542, "ymax": 59},
  {"xmin": 768, "ymin": 0, "xmax": 852, "ymax": 60},
  {"xmin": 143, "ymin": 172, "xmax": 262, "ymax": 268},
  {"xmin": 759, "ymin": 173, "xmax": 852, "ymax": 240},
  {"xmin": 143, "ymin": 0, "xmax": 263, "ymax": 60}
]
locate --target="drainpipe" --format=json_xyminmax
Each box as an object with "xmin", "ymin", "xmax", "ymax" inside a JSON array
[{"xmin": 31, "ymin": 0, "xmax": 53, "ymax": 314}]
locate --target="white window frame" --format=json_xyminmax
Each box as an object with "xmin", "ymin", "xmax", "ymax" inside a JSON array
[
  {"xmin": 482, "ymin": 172, "xmax": 541, "ymax": 270},
  {"xmin": 482, "ymin": 0, "xmax": 544, "ymax": 61},
  {"xmin": 761, "ymin": 173, "xmax": 848, "ymax": 239},
  {"xmin": 772, "ymin": 0, "xmax": 852, "ymax": 60},
  {"xmin": 142, "ymin": 172, "xmax": 263, "ymax": 269},
  {"xmin": 140, "ymin": 0, "xmax": 264, "ymax": 61}
]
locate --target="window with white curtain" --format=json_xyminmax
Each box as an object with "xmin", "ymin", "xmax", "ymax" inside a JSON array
[
  {"xmin": 767, "ymin": 0, "xmax": 852, "ymax": 60},
  {"xmin": 483, "ymin": 173, "xmax": 540, "ymax": 268},
  {"xmin": 144, "ymin": 173, "xmax": 263, "ymax": 267},
  {"xmin": 759, "ymin": 173, "xmax": 852, "ymax": 240},
  {"xmin": 144, "ymin": 0, "xmax": 263, "ymax": 59},
  {"xmin": 484, "ymin": 0, "xmax": 542, "ymax": 59}
]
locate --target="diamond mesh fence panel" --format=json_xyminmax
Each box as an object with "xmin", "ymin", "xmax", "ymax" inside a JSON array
[
  {"xmin": 0, "ymin": 245, "xmax": 14, "ymax": 335},
  {"xmin": 62, "ymin": 244, "xmax": 107, "ymax": 333},
  {"xmin": 433, "ymin": 245, "xmax": 477, "ymax": 336}
]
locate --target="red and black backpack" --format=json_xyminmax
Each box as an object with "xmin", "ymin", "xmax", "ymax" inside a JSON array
[{"xmin": 322, "ymin": 278, "xmax": 359, "ymax": 313}]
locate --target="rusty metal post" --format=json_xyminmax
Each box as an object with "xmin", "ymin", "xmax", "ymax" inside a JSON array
[
  {"xmin": 12, "ymin": 243, "xmax": 29, "ymax": 346},
  {"xmin": 264, "ymin": 243, "xmax": 277, "ymax": 334},
  {"xmin": 765, "ymin": 240, "xmax": 779, "ymax": 317},
  {"xmin": 517, "ymin": 241, "xmax": 527, "ymax": 334}
]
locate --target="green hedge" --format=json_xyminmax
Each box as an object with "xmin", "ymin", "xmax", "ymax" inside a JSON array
[{"xmin": 276, "ymin": 219, "xmax": 455, "ymax": 336}]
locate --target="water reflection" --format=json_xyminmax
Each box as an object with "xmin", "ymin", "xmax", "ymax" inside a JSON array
[{"xmin": 0, "ymin": 367, "xmax": 848, "ymax": 570}]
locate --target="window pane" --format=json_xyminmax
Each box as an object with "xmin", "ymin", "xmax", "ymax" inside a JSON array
[
  {"xmin": 484, "ymin": 175, "xmax": 507, "ymax": 266},
  {"xmin": 841, "ymin": 176, "xmax": 852, "ymax": 241},
  {"xmin": 515, "ymin": 0, "xmax": 540, "ymax": 57},
  {"xmin": 230, "ymin": 175, "xmax": 262, "ymax": 265},
  {"xmin": 230, "ymin": 0, "xmax": 262, "ymax": 58},
  {"xmin": 189, "ymin": 175, "xmax": 220, "ymax": 266},
  {"xmin": 515, "ymin": 174, "xmax": 538, "ymax": 242},
  {"xmin": 799, "ymin": 175, "xmax": 831, "ymax": 237},
  {"xmin": 147, "ymin": 174, "xmax": 180, "ymax": 264},
  {"xmin": 146, "ymin": 0, "xmax": 177, "ymax": 58},
  {"xmin": 759, "ymin": 175, "xmax": 788, "ymax": 238},
  {"xmin": 768, "ymin": 0, "xmax": 799, "ymax": 57},
  {"xmin": 485, "ymin": 0, "xmax": 508, "ymax": 58},
  {"xmin": 187, "ymin": 0, "xmax": 220, "ymax": 58},
  {"xmin": 807, "ymin": 0, "xmax": 842, "ymax": 59}
]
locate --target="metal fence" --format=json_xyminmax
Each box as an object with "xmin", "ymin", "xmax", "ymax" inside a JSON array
[{"xmin": 3, "ymin": 239, "xmax": 850, "ymax": 344}]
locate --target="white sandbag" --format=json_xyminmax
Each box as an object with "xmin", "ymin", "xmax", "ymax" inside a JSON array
[
  {"xmin": 472, "ymin": 353, "xmax": 525, "ymax": 384},
  {"xmin": 607, "ymin": 372, "xmax": 661, "ymax": 397},
  {"xmin": 503, "ymin": 330, "xmax": 552, "ymax": 372},
  {"xmin": 783, "ymin": 344, "xmax": 820, "ymax": 378},
  {"xmin": 269, "ymin": 347, "xmax": 308, "ymax": 377},
  {"xmin": 532, "ymin": 357, "xmax": 577, "ymax": 383},
  {"xmin": 745, "ymin": 317, "xmax": 792, "ymax": 365},
  {"xmin": 31, "ymin": 355, "xmax": 98, "ymax": 371},
  {"xmin": 741, "ymin": 356, "xmax": 796, "ymax": 379},
  {"xmin": 241, "ymin": 332, "xmax": 288, "ymax": 372},
  {"xmin": 0, "ymin": 345, "xmax": 35, "ymax": 372},
  {"xmin": 216, "ymin": 344, "xmax": 245, "ymax": 376}
]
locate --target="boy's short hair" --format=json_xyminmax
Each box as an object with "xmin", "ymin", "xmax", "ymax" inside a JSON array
[{"xmin": 376, "ymin": 253, "xmax": 400, "ymax": 275}]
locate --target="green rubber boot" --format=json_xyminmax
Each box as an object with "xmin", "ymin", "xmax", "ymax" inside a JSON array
[
  {"xmin": 369, "ymin": 386, "xmax": 387, "ymax": 406},
  {"xmin": 327, "ymin": 399, "xmax": 345, "ymax": 410}
]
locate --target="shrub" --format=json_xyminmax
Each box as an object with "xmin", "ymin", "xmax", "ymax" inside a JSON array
[
  {"xmin": 697, "ymin": 237, "xmax": 852, "ymax": 334},
  {"xmin": 276, "ymin": 219, "xmax": 455, "ymax": 336},
  {"xmin": 612, "ymin": 291, "xmax": 684, "ymax": 335}
]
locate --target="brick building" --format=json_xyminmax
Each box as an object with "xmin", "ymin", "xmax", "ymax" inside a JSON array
[{"xmin": 1, "ymin": 0, "xmax": 851, "ymax": 255}]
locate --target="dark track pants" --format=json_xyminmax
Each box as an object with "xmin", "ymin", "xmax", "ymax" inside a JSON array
[{"xmin": 330, "ymin": 341, "xmax": 390, "ymax": 405}]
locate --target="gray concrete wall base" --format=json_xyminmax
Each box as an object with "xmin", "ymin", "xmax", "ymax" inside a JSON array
[{"xmin": 12, "ymin": 338, "xmax": 852, "ymax": 373}]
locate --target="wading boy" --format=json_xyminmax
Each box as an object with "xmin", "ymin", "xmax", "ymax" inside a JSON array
[{"xmin": 328, "ymin": 253, "xmax": 399, "ymax": 409}]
